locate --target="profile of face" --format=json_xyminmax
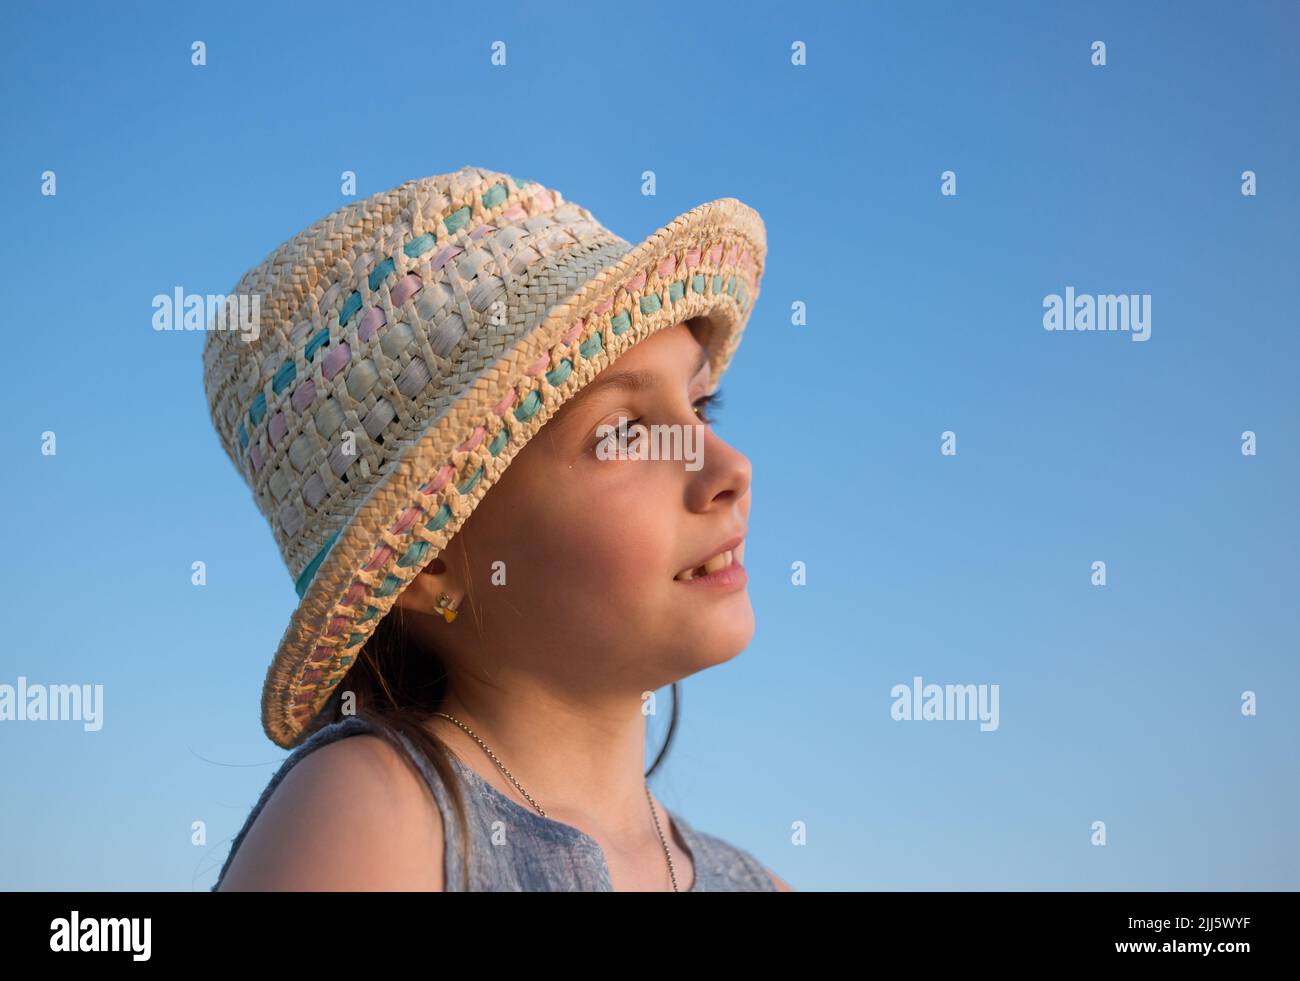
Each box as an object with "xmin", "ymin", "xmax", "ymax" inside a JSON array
[{"xmin": 394, "ymin": 319, "xmax": 754, "ymax": 700}]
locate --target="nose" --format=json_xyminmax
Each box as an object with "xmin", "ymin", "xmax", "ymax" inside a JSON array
[{"xmin": 686, "ymin": 425, "xmax": 752, "ymax": 513}]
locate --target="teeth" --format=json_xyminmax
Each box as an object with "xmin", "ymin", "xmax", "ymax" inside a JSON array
[
  {"xmin": 702, "ymin": 549, "xmax": 732, "ymax": 575},
  {"xmin": 675, "ymin": 549, "xmax": 733, "ymax": 581}
]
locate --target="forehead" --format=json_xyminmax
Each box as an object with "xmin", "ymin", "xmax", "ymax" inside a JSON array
[
  {"xmin": 608, "ymin": 318, "xmax": 706, "ymax": 366},
  {"xmin": 562, "ymin": 322, "xmax": 710, "ymax": 407}
]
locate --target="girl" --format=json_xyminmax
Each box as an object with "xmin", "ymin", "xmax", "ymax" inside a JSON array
[{"xmin": 205, "ymin": 166, "xmax": 790, "ymax": 892}]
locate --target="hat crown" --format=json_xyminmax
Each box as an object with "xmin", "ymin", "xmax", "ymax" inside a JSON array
[{"xmin": 202, "ymin": 165, "xmax": 633, "ymax": 585}]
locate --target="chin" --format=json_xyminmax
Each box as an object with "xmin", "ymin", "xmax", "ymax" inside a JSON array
[{"xmin": 676, "ymin": 600, "xmax": 756, "ymax": 671}]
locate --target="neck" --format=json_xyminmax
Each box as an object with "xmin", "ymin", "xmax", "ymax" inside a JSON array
[{"xmin": 425, "ymin": 681, "xmax": 662, "ymax": 846}]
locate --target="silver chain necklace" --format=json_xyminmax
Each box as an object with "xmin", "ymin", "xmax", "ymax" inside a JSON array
[{"xmin": 433, "ymin": 711, "xmax": 679, "ymax": 891}]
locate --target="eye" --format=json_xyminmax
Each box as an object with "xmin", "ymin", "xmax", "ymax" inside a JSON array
[
  {"xmin": 692, "ymin": 389, "xmax": 724, "ymax": 424},
  {"xmin": 590, "ymin": 416, "xmax": 644, "ymax": 454},
  {"xmin": 587, "ymin": 391, "xmax": 724, "ymax": 457}
]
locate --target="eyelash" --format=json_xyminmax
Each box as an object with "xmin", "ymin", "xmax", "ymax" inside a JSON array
[
  {"xmin": 595, "ymin": 389, "xmax": 725, "ymax": 447},
  {"xmin": 694, "ymin": 389, "xmax": 724, "ymax": 424}
]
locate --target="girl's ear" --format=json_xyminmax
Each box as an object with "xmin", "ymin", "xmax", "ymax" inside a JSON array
[{"xmin": 393, "ymin": 555, "xmax": 453, "ymax": 614}]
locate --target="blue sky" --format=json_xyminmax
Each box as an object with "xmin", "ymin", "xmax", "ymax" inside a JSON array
[{"xmin": 1, "ymin": 0, "xmax": 1296, "ymax": 890}]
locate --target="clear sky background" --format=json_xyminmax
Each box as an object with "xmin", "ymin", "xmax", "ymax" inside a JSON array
[{"xmin": 1, "ymin": 0, "xmax": 1296, "ymax": 890}]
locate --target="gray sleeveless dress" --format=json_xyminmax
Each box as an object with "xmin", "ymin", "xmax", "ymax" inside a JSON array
[{"xmin": 212, "ymin": 714, "xmax": 778, "ymax": 892}]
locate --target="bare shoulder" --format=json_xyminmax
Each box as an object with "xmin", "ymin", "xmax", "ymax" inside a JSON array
[
  {"xmin": 766, "ymin": 866, "xmax": 795, "ymax": 891},
  {"xmin": 217, "ymin": 733, "xmax": 445, "ymax": 891}
]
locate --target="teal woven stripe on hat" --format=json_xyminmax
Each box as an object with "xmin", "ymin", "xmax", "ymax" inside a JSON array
[{"xmin": 295, "ymin": 529, "xmax": 341, "ymax": 599}]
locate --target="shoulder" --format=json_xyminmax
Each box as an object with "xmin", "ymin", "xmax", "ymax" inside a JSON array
[
  {"xmin": 216, "ymin": 726, "xmax": 445, "ymax": 891},
  {"xmin": 678, "ymin": 819, "xmax": 791, "ymax": 892},
  {"xmin": 766, "ymin": 867, "xmax": 795, "ymax": 891}
]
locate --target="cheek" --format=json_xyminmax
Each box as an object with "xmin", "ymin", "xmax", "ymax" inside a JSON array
[
  {"xmin": 472, "ymin": 447, "xmax": 682, "ymax": 617},
  {"xmin": 544, "ymin": 475, "xmax": 677, "ymax": 594},
  {"xmin": 553, "ymin": 506, "xmax": 669, "ymax": 591}
]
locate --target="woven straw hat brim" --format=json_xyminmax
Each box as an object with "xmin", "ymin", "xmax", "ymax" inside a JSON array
[{"xmin": 261, "ymin": 196, "xmax": 765, "ymax": 749}]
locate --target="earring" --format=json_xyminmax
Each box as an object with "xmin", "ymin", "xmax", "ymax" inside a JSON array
[{"xmin": 434, "ymin": 590, "xmax": 461, "ymax": 623}]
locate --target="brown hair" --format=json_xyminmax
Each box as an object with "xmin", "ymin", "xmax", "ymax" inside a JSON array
[{"xmin": 320, "ymin": 600, "xmax": 682, "ymax": 890}]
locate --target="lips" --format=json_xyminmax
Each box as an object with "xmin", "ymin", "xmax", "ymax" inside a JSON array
[{"xmin": 674, "ymin": 534, "xmax": 745, "ymax": 581}]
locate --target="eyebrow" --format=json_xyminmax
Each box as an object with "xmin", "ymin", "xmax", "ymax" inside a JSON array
[{"xmin": 550, "ymin": 345, "xmax": 711, "ymax": 435}]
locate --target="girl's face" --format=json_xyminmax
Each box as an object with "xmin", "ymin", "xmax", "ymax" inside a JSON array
[{"xmin": 397, "ymin": 320, "xmax": 754, "ymax": 696}]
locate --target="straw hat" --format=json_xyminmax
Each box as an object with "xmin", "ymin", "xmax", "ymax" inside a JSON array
[{"xmin": 202, "ymin": 165, "xmax": 766, "ymax": 749}]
